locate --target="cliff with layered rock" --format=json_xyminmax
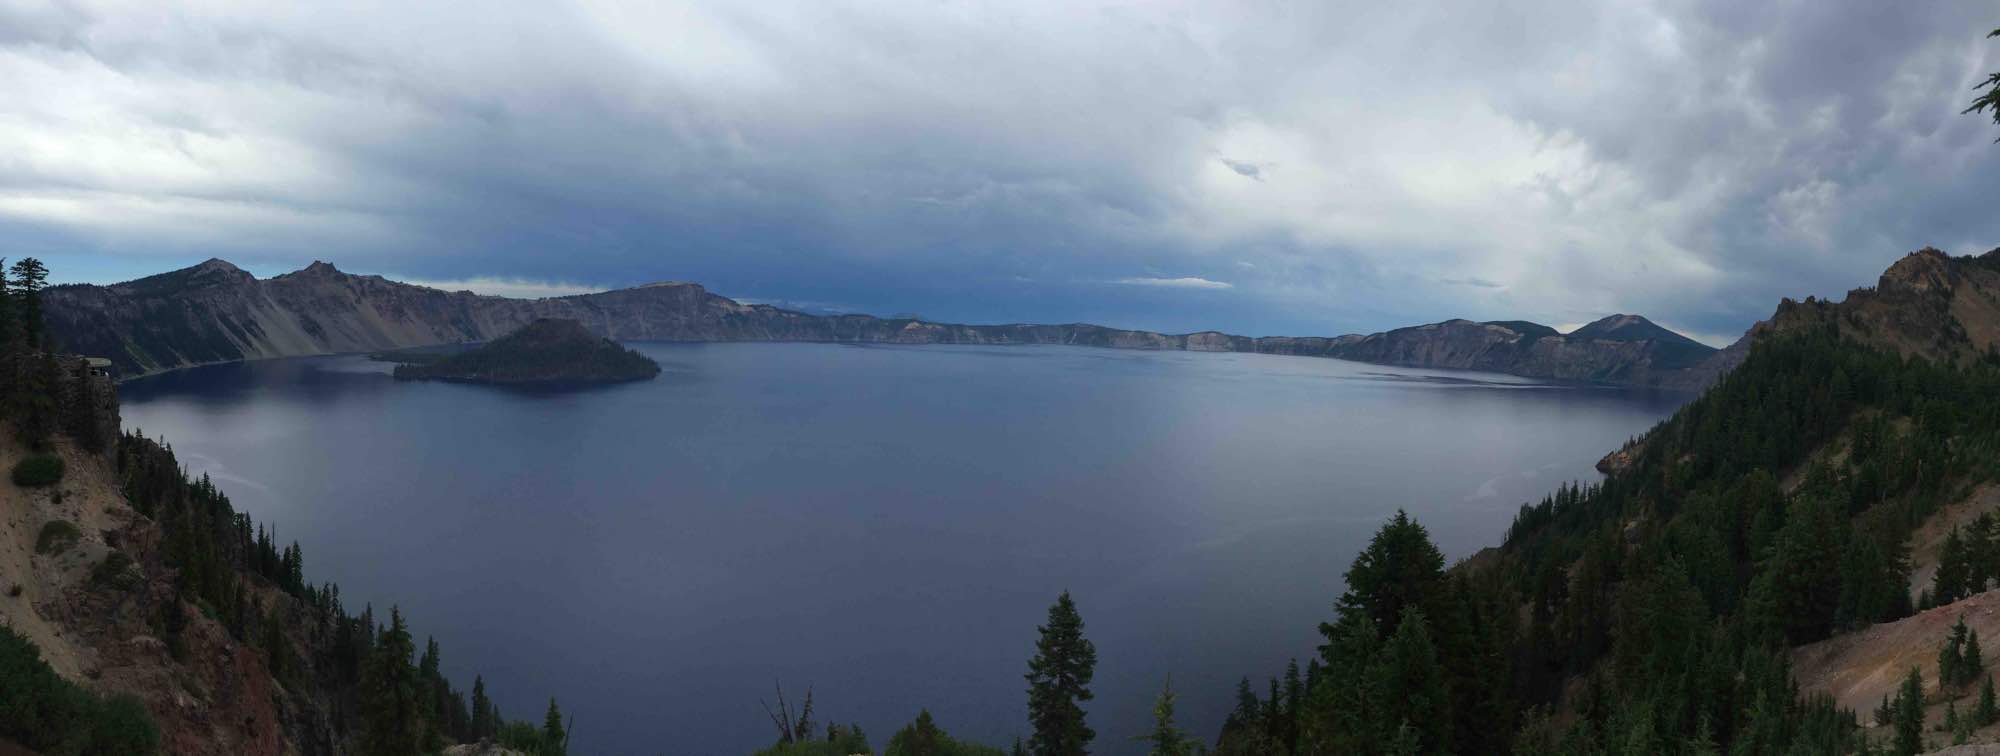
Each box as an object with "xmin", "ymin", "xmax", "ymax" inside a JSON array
[
  {"xmin": 1746, "ymin": 247, "xmax": 2000, "ymax": 361},
  {"xmin": 46, "ymin": 258, "xmax": 1723, "ymax": 388},
  {"xmin": 1596, "ymin": 246, "xmax": 2000, "ymax": 473}
]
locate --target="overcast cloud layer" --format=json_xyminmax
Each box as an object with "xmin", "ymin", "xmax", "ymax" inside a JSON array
[{"xmin": 5, "ymin": 1, "xmax": 1999, "ymax": 344}]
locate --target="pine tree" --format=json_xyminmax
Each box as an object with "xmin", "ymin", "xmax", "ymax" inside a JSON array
[
  {"xmin": 887, "ymin": 709, "xmax": 944, "ymax": 756},
  {"xmin": 360, "ymin": 607, "xmax": 422, "ymax": 756},
  {"xmin": 7, "ymin": 257, "xmax": 47, "ymax": 349},
  {"xmin": 1895, "ymin": 666, "xmax": 1925, "ymax": 756},
  {"xmin": 1026, "ymin": 591, "xmax": 1096, "ymax": 756},
  {"xmin": 0, "ymin": 256, "xmax": 13, "ymax": 356},
  {"xmin": 1938, "ymin": 527, "xmax": 1971, "ymax": 605},
  {"xmin": 1967, "ymin": 627, "xmax": 1985, "ymax": 682},
  {"xmin": 1369, "ymin": 607, "xmax": 1451, "ymax": 754},
  {"xmin": 1968, "ymin": 27, "xmax": 2000, "ymax": 137},
  {"xmin": 1306, "ymin": 611, "xmax": 1381, "ymax": 752},
  {"xmin": 1943, "ymin": 615, "xmax": 1980, "ymax": 688},
  {"xmin": 1262, "ymin": 677, "xmax": 1281, "ymax": 745},
  {"xmin": 1970, "ymin": 513, "xmax": 1998, "ymax": 594},
  {"xmin": 1213, "ymin": 676, "xmax": 1268, "ymax": 755},
  {"xmin": 1281, "ymin": 658, "xmax": 1303, "ymax": 752},
  {"xmin": 1334, "ymin": 510, "xmax": 1446, "ymax": 637},
  {"xmin": 541, "ymin": 698, "xmax": 567, "ymax": 756},
  {"xmin": 1980, "ymin": 674, "xmax": 1998, "ymax": 726},
  {"xmin": 471, "ymin": 675, "xmax": 493, "ymax": 740},
  {"xmin": 1134, "ymin": 677, "xmax": 1193, "ymax": 756},
  {"xmin": 417, "ymin": 636, "xmax": 445, "ymax": 748},
  {"xmin": 1942, "ymin": 630, "xmax": 1963, "ymax": 690}
]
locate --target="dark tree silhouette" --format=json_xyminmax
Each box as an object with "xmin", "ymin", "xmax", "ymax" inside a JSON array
[{"xmin": 1026, "ymin": 591, "xmax": 1096, "ymax": 756}]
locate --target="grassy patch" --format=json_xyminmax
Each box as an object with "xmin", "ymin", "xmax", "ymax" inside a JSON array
[
  {"xmin": 34, "ymin": 521, "xmax": 80, "ymax": 556},
  {"xmin": 10, "ymin": 454, "xmax": 64, "ymax": 487}
]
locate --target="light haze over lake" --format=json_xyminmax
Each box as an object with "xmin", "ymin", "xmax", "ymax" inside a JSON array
[{"xmin": 119, "ymin": 343, "xmax": 1682, "ymax": 755}]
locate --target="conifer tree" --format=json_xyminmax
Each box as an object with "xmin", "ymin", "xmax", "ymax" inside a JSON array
[
  {"xmin": 360, "ymin": 607, "xmax": 423, "ymax": 756},
  {"xmin": 1968, "ymin": 28, "xmax": 2000, "ymax": 138},
  {"xmin": 1947, "ymin": 699, "xmax": 1965, "ymax": 745},
  {"xmin": 1942, "ymin": 628, "xmax": 1963, "ymax": 690},
  {"xmin": 1938, "ymin": 527, "xmax": 1971, "ymax": 605},
  {"xmin": 1025, "ymin": 591, "xmax": 1095, "ymax": 756},
  {"xmin": 0, "ymin": 256, "xmax": 13, "ymax": 356},
  {"xmin": 1262, "ymin": 677, "xmax": 1281, "ymax": 745},
  {"xmin": 471, "ymin": 675, "xmax": 493, "ymax": 740},
  {"xmin": 1895, "ymin": 666, "xmax": 1925, "ymax": 756},
  {"xmin": 1334, "ymin": 510, "xmax": 1446, "ymax": 637},
  {"xmin": 1281, "ymin": 658, "xmax": 1302, "ymax": 752},
  {"xmin": 1942, "ymin": 615, "xmax": 1980, "ymax": 688},
  {"xmin": 1134, "ymin": 677, "xmax": 1193, "ymax": 756},
  {"xmin": 1211, "ymin": 676, "xmax": 1268, "ymax": 755},
  {"xmin": 7, "ymin": 257, "xmax": 46, "ymax": 349},
  {"xmin": 1370, "ymin": 607, "xmax": 1451, "ymax": 754},
  {"xmin": 1306, "ymin": 609, "xmax": 1381, "ymax": 752},
  {"xmin": 886, "ymin": 709, "xmax": 944, "ymax": 756},
  {"xmin": 1970, "ymin": 513, "xmax": 1998, "ymax": 593},
  {"xmin": 541, "ymin": 698, "xmax": 567, "ymax": 756},
  {"xmin": 1980, "ymin": 674, "xmax": 1998, "ymax": 727},
  {"xmin": 1966, "ymin": 627, "xmax": 1985, "ymax": 682},
  {"xmin": 417, "ymin": 636, "xmax": 446, "ymax": 748}
]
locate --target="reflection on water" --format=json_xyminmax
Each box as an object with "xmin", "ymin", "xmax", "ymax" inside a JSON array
[{"xmin": 120, "ymin": 343, "xmax": 1684, "ymax": 754}]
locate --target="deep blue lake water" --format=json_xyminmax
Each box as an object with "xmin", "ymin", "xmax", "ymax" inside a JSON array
[{"xmin": 117, "ymin": 343, "xmax": 1683, "ymax": 755}]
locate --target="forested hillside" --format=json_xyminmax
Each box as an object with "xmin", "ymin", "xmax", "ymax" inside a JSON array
[
  {"xmin": 1199, "ymin": 251, "xmax": 2000, "ymax": 754},
  {"xmin": 0, "ymin": 258, "xmax": 572, "ymax": 755}
]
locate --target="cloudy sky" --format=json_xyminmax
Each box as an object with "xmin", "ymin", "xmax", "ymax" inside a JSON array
[{"xmin": 5, "ymin": 1, "xmax": 1999, "ymax": 345}]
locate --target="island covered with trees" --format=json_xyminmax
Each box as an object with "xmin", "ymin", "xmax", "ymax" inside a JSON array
[{"xmin": 384, "ymin": 318, "xmax": 660, "ymax": 385}]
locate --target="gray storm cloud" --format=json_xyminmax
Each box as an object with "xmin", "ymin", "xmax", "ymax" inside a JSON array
[{"xmin": 2, "ymin": 0, "xmax": 1997, "ymax": 340}]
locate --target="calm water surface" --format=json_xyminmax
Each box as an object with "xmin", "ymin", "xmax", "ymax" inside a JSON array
[{"xmin": 118, "ymin": 343, "xmax": 1683, "ymax": 755}]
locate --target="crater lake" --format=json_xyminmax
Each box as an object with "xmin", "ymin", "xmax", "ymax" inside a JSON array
[{"xmin": 117, "ymin": 342, "xmax": 1684, "ymax": 755}]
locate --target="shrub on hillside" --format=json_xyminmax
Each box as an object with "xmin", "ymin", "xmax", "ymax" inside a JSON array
[
  {"xmin": 89, "ymin": 551, "xmax": 139, "ymax": 591},
  {"xmin": 35, "ymin": 520, "xmax": 80, "ymax": 555},
  {"xmin": 11, "ymin": 453, "xmax": 64, "ymax": 487},
  {"xmin": 0, "ymin": 625, "xmax": 159, "ymax": 755}
]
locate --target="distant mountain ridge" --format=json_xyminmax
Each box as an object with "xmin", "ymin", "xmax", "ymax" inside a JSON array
[{"xmin": 44, "ymin": 258, "xmax": 1723, "ymax": 388}]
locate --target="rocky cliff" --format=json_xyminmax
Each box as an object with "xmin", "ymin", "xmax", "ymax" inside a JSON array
[
  {"xmin": 0, "ymin": 355, "xmax": 313, "ymax": 755},
  {"xmin": 46, "ymin": 259, "xmax": 1722, "ymax": 388},
  {"xmin": 1745, "ymin": 247, "xmax": 2000, "ymax": 362},
  {"xmin": 1596, "ymin": 246, "xmax": 2000, "ymax": 474}
]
